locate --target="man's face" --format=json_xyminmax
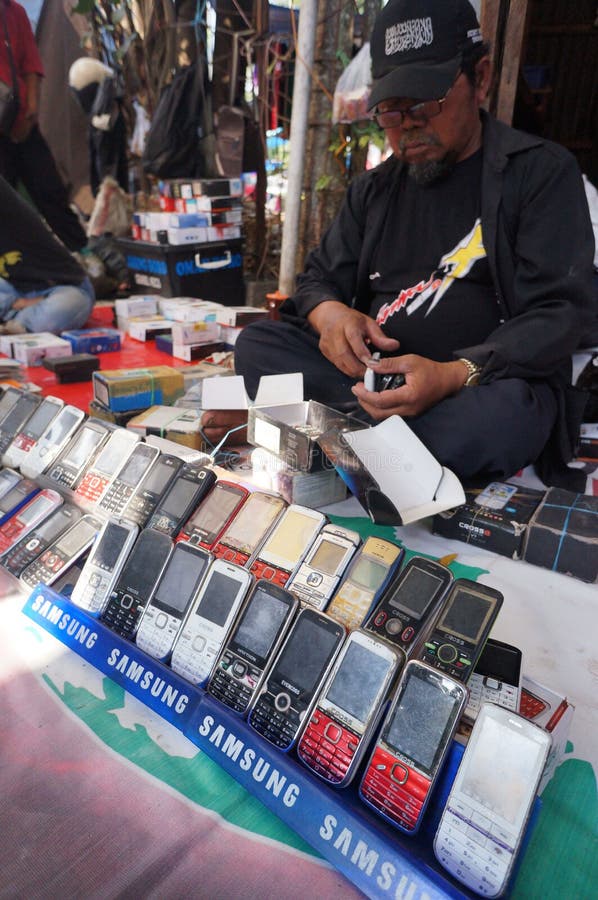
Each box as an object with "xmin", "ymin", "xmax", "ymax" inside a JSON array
[{"xmin": 377, "ymin": 60, "xmax": 491, "ymax": 184}]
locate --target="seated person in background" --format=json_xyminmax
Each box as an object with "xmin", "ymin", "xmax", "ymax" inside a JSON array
[
  {"xmin": 0, "ymin": 176, "xmax": 94, "ymax": 334},
  {"xmin": 235, "ymin": 0, "xmax": 596, "ymax": 491}
]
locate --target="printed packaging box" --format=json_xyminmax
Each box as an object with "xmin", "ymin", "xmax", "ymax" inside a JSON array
[
  {"xmin": 432, "ymin": 481, "xmax": 546, "ymax": 559},
  {"xmin": 93, "ymin": 365, "xmax": 185, "ymax": 412},
  {"xmin": 0, "ymin": 332, "xmax": 73, "ymax": 366},
  {"xmin": 61, "ymin": 327, "xmax": 121, "ymax": 354},
  {"xmin": 127, "ymin": 405, "xmax": 208, "ymax": 451}
]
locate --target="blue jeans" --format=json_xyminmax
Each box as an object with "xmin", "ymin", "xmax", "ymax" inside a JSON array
[{"xmin": 0, "ymin": 277, "xmax": 95, "ymax": 333}]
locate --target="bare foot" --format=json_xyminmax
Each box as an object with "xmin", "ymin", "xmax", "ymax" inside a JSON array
[{"xmin": 11, "ymin": 296, "xmax": 43, "ymax": 311}]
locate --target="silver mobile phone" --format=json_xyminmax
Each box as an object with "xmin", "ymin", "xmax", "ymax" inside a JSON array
[
  {"xmin": 70, "ymin": 518, "xmax": 139, "ymax": 617},
  {"xmin": 434, "ymin": 703, "xmax": 551, "ymax": 897},
  {"xmin": 2, "ymin": 395, "xmax": 63, "ymax": 470},
  {"xmin": 97, "ymin": 442, "xmax": 160, "ymax": 517},
  {"xmin": 170, "ymin": 558, "xmax": 253, "ymax": 686},
  {"xmin": 20, "ymin": 514, "xmax": 102, "ymax": 589},
  {"xmin": 135, "ymin": 541, "xmax": 212, "ymax": 661},
  {"xmin": 47, "ymin": 419, "xmax": 111, "ymax": 489},
  {"xmin": 2, "ymin": 503, "xmax": 81, "ymax": 578},
  {"xmin": 20, "ymin": 404, "xmax": 86, "ymax": 479},
  {"xmin": 287, "ymin": 523, "xmax": 361, "ymax": 610},
  {"xmin": 74, "ymin": 428, "xmax": 140, "ymax": 507}
]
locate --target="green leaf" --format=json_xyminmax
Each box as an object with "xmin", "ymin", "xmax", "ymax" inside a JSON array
[{"xmin": 71, "ymin": 0, "xmax": 95, "ymax": 14}]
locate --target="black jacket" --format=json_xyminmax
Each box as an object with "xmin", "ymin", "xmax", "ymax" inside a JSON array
[{"xmin": 286, "ymin": 112, "xmax": 597, "ymax": 488}]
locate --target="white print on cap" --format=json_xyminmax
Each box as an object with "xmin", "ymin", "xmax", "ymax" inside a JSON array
[
  {"xmin": 467, "ymin": 28, "xmax": 483, "ymax": 43},
  {"xmin": 385, "ymin": 17, "xmax": 433, "ymax": 56}
]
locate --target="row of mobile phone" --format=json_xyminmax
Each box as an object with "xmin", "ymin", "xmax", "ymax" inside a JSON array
[{"xmin": 66, "ymin": 527, "xmax": 547, "ymax": 898}]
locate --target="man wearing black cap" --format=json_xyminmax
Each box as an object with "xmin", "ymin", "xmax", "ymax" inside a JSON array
[{"xmin": 235, "ymin": 0, "xmax": 595, "ymax": 489}]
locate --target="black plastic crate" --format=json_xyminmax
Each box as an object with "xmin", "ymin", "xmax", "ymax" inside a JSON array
[{"xmin": 118, "ymin": 237, "xmax": 245, "ymax": 303}]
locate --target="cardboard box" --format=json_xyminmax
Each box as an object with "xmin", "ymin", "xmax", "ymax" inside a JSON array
[
  {"xmin": 523, "ymin": 488, "xmax": 598, "ymax": 583},
  {"xmin": 114, "ymin": 296, "xmax": 159, "ymax": 320},
  {"xmin": 0, "ymin": 333, "xmax": 73, "ymax": 366},
  {"xmin": 118, "ymin": 237, "xmax": 244, "ymax": 303},
  {"xmin": 432, "ymin": 482, "xmax": 546, "ymax": 559},
  {"xmin": 577, "ymin": 423, "xmax": 598, "ymax": 462},
  {"xmin": 317, "ymin": 415, "xmax": 465, "ymax": 526},
  {"xmin": 171, "ymin": 321, "xmax": 221, "ymax": 345},
  {"xmin": 88, "ymin": 399, "xmax": 147, "ymax": 427},
  {"xmin": 61, "ymin": 327, "xmax": 121, "ymax": 354},
  {"xmin": 127, "ymin": 405, "xmax": 209, "ymax": 451},
  {"xmin": 93, "ymin": 365, "xmax": 185, "ymax": 412},
  {"xmin": 519, "ymin": 674, "xmax": 574, "ymax": 794},
  {"xmin": 248, "ymin": 400, "xmax": 366, "ymax": 473},
  {"xmin": 251, "ymin": 447, "xmax": 347, "ymax": 508},
  {"xmin": 216, "ymin": 307, "xmax": 268, "ymax": 327},
  {"xmin": 171, "ymin": 340, "xmax": 225, "ymax": 362},
  {"xmin": 128, "ymin": 316, "xmax": 173, "ymax": 341}
]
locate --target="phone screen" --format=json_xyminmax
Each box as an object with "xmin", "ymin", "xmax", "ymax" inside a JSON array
[
  {"xmin": 0, "ymin": 388, "xmax": 20, "ymax": 420},
  {"xmin": 220, "ymin": 493, "xmax": 284, "ymax": 555},
  {"xmin": 1, "ymin": 394, "xmax": 39, "ymax": 434},
  {"xmin": 21, "ymin": 401, "xmax": 60, "ymax": 440},
  {"xmin": 233, "ymin": 587, "xmax": 291, "ymax": 660},
  {"xmin": 93, "ymin": 522, "xmax": 131, "ymax": 569},
  {"xmin": 92, "ymin": 433, "xmax": 136, "ymax": 478},
  {"xmin": 326, "ymin": 641, "xmax": 393, "ymax": 724},
  {"xmin": 141, "ymin": 458, "xmax": 180, "ymax": 496},
  {"xmin": 62, "ymin": 426, "xmax": 105, "ymax": 469},
  {"xmin": 459, "ymin": 713, "xmax": 548, "ymax": 828},
  {"xmin": 22, "ymin": 506, "xmax": 76, "ymax": 543},
  {"xmin": 389, "ymin": 565, "xmax": 444, "ymax": 619},
  {"xmin": 260, "ymin": 510, "xmax": 320, "ymax": 567},
  {"xmin": 41, "ymin": 408, "xmax": 80, "ymax": 446},
  {"xmin": 152, "ymin": 548, "xmax": 208, "ymax": 616},
  {"xmin": 346, "ymin": 555, "xmax": 387, "ymax": 592},
  {"xmin": 115, "ymin": 445, "xmax": 156, "ymax": 487},
  {"xmin": 116, "ymin": 532, "xmax": 171, "ymax": 596},
  {"xmin": 187, "ymin": 484, "xmax": 244, "ymax": 543},
  {"xmin": 384, "ymin": 668, "xmax": 462, "ymax": 777},
  {"xmin": 438, "ymin": 587, "xmax": 495, "ymax": 643},
  {"xmin": 309, "ymin": 538, "xmax": 348, "ymax": 575},
  {"xmin": 194, "ymin": 569, "xmax": 244, "ymax": 626},
  {"xmin": 274, "ymin": 614, "xmax": 340, "ymax": 694},
  {"xmin": 16, "ymin": 494, "xmax": 55, "ymax": 526},
  {"xmin": 55, "ymin": 519, "xmax": 98, "ymax": 556}
]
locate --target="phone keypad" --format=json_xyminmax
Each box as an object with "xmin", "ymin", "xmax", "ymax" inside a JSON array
[
  {"xmin": 76, "ymin": 473, "xmax": 109, "ymax": 505},
  {"xmin": 102, "ymin": 594, "xmax": 144, "ymax": 639},
  {"xmin": 435, "ymin": 804, "xmax": 512, "ymax": 895},
  {"xmin": 208, "ymin": 653, "xmax": 259, "ymax": 713},
  {"xmin": 249, "ymin": 695, "xmax": 298, "ymax": 749},
  {"xmin": 48, "ymin": 466, "xmax": 77, "ymax": 489},
  {"xmin": 298, "ymin": 710, "xmax": 357, "ymax": 783},
  {"xmin": 519, "ymin": 688, "xmax": 548, "ymax": 720},
  {"xmin": 136, "ymin": 612, "xmax": 178, "ymax": 660},
  {"xmin": 73, "ymin": 574, "xmax": 111, "ymax": 615},
  {"xmin": 3, "ymin": 541, "xmax": 45, "ymax": 577},
  {"xmin": 465, "ymin": 675, "xmax": 519, "ymax": 722},
  {"xmin": 360, "ymin": 747, "xmax": 430, "ymax": 832},
  {"xmin": 22, "ymin": 551, "xmax": 67, "ymax": 586},
  {"xmin": 99, "ymin": 482, "xmax": 134, "ymax": 516}
]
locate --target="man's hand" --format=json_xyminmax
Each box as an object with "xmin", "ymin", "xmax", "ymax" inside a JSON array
[
  {"xmin": 352, "ymin": 355, "xmax": 470, "ymax": 419},
  {"xmin": 200, "ymin": 409, "xmax": 248, "ymax": 449},
  {"xmin": 307, "ymin": 301, "xmax": 399, "ymax": 379}
]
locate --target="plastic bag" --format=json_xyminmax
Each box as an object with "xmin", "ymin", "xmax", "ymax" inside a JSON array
[
  {"xmin": 332, "ymin": 43, "xmax": 372, "ymax": 124},
  {"xmin": 87, "ymin": 176, "xmax": 131, "ymax": 238}
]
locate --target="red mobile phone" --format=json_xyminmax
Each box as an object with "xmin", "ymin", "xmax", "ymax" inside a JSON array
[{"xmin": 177, "ymin": 480, "xmax": 250, "ymax": 550}]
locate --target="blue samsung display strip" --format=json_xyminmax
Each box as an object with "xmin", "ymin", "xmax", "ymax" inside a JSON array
[
  {"xmin": 22, "ymin": 585, "xmax": 540, "ymax": 900},
  {"xmin": 22, "ymin": 585, "xmax": 202, "ymax": 731}
]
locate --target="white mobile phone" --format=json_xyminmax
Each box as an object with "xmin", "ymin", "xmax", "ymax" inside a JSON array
[
  {"xmin": 434, "ymin": 703, "xmax": 551, "ymax": 897},
  {"xmin": 47, "ymin": 419, "xmax": 111, "ymax": 489},
  {"xmin": 287, "ymin": 524, "xmax": 361, "ymax": 611},
  {"xmin": 74, "ymin": 428, "xmax": 140, "ymax": 507},
  {"xmin": 135, "ymin": 542, "xmax": 212, "ymax": 661},
  {"xmin": 2, "ymin": 395, "xmax": 64, "ymax": 470},
  {"xmin": 97, "ymin": 442, "xmax": 160, "ymax": 517},
  {"xmin": 20, "ymin": 404, "xmax": 86, "ymax": 479},
  {"xmin": 170, "ymin": 559, "xmax": 253, "ymax": 686},
  {"xmin": 70, "ymin": 518, "xmax": 140, "ymax": 617},
  {"xmin": 463, "ymin": 639, "xmax": 522, "ymax": 724}
]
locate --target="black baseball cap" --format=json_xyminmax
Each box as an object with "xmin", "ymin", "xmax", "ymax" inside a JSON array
[{"xmin": 368, "ymin": 0, "xmax": 483, "ymax": 108}]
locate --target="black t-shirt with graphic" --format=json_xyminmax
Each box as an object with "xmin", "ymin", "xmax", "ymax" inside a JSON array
[
  {"xmin": 0, "ymin": 177, "xmax": 85, "ymax": 293},
  {"xmin": 369, "ymin": 150, "xmax": 500, "ymax": 362}
]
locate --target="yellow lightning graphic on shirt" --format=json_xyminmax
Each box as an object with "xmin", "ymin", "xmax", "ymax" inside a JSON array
[
  {"xmin": 0, "ymin": 252, "xmax": 22, "ymax": 278},
  {"xmin": 427, "ymin": 220, "xmax": 485, "ymax": 314}
]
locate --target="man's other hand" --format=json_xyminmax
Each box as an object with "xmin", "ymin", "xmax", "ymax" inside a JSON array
[
  {"xmin": 352, "ymin": 355, "xmax": 469, "ymax": 419},
  {"xmin": 200, "ymin": 409, "xmax": 248, "ymax": 449},
  {"xmin": 307, "ymin": 301, "xmax": 399, "ymax": 379}
]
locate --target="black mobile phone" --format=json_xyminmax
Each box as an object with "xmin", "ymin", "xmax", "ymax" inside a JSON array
[
  {"xmin": 101, "ymin": 529, "xmax": 174, "ymax": 639},
  {"xmin": 121, "ymin": 453, "xmax": 183, "ymax": 527},
  {"xmin": 365, "ymin": 555, "xmax": 453, "ymax": 656},
  {"xmin": 419, "ymin": 578, "xmax": 504, "ymax": 683},
  {"xmin": 1, "ymin": 503, "xmax": 81, "ymax": 578},
  {"xmin": 146, "ymin": 464, "xmax": 217, "ymax": 536},
  {"xmin": 247, "ymin": 607, "xmax": 345, "ymax": 751},
  {"xmin": 207, "ymin": 579, "xmax": 299, "ymax": 714}
]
